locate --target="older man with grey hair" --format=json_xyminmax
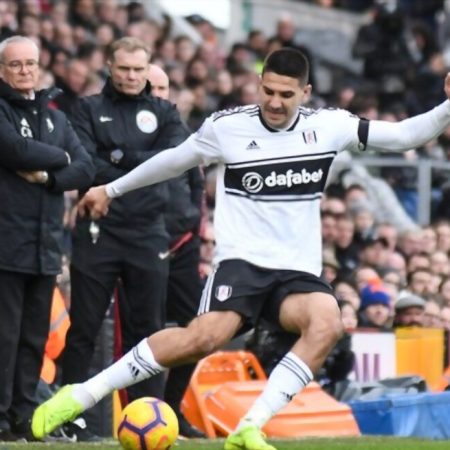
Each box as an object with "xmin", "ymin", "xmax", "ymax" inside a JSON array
[{"xmin": 0, "ymin": 35, "xmax": 94, "ymax": 441}]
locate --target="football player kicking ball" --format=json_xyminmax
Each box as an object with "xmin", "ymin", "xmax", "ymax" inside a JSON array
[{"xmin": 32, "ymin": 48, "xmax": 450, "ymax": 450}]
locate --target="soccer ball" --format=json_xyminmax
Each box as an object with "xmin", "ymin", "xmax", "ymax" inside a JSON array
[{"xmin": 117, "ymin": 397, "xmax": 179, "ymax": 450}]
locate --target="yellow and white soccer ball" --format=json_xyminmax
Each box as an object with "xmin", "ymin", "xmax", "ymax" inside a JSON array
[{"xmin": 117, "ymin": 397, "xmax": 179, "ymax": 450}]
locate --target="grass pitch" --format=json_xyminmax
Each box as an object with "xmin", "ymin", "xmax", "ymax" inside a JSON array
[{"xmin": 2, "ymin": 437, "xmax": 450, "ymax": 449}]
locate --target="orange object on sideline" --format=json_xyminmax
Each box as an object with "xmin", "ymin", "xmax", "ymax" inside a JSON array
[
  {"xmin": 395, "ymin": 327, "xmax": 444, "ymax": 389},
  {"xmin": 432, "ymin": 364, "xmax": 450, "ymax": 392},
  {"xmin": 40, "ymin": 287, "xmax": 70, "ymax": 384},
  {"xmin": 181, "ymin": 351, "xmax": 360, "ymax": 438}
]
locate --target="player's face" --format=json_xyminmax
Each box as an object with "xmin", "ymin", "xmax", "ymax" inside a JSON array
[
  {"xmin": 108, "ymin": 48, "xmax": 149, "ymax": 96},
  {"xmin": 259, "ymin": 71, "xmax": 311, "ymax": 129}
]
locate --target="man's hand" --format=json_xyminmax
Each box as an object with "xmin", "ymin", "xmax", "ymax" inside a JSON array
[
  {"xmin": 17, "ymin": 170, "xmax": 48, "ymax": 184},
  {"xmin": 77, "ymin": 185, "xmax": 111, "ymax": 219},
  {"xmin": 445, "ymin": 72, "xmax": 450, "ymax": 100}
]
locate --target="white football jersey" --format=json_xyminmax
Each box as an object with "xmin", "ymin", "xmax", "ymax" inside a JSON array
[{"xmin": 181, "ymin": 105, "xmax": 362, "ymax": 276}]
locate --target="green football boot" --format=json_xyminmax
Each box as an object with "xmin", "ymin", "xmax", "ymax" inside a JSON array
[
  {"xmin": 224, "ymin": 424, "xmax": 277, "ymax": 450},
  {"xmin": 31, "ymin": 385, "xmax": 84, "ymax": 440}
]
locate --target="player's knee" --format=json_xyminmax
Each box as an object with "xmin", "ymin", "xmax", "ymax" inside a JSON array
[{"xmin": 310, "ymin": 310, "xmax": 343, "ymax": 346}]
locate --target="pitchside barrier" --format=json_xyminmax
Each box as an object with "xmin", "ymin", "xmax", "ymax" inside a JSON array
[{"xmin": 109, "ymin": 327, "xmax": 450, "ymax": 438}]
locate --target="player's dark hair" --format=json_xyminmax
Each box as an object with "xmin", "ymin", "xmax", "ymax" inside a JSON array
[{"xmin": 262, "ymin": 48, "xmax": 309, "ymax": 86}]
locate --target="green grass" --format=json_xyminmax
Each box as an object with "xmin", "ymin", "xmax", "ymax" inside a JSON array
[{"xmin": 1, "ymin": 437, "xmax": 450, "ymax": 450}]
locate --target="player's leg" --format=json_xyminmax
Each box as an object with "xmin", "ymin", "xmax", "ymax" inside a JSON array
[
  {"xmin": 120, "ymin": 257, "xmax": 168, "ymax": 402},
  {"xmin": 226, "ymin": 290, "xmax": 342, "ymax": 450},
  {"xmin": 31, "ymin": 310, "xmax": 242, "ymax": 439},
  {"xmin": 164, "ymin": 238, "xmax": 205, "ymax": 437}
]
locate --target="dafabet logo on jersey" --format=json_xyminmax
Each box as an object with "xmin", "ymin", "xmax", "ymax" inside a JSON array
[
  {"xmin": 223, "ymin": 153, "xmax": 335, "ymax": 200},
  {"xmin": 242, "ymin": 168, "xmax": 324, "ymax": 194}
]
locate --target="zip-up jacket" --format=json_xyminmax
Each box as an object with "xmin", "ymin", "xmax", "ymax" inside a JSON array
[
  {"xmin": 71, "ymin": 79, "xmax": 188, "ymax": 240},
  {"xmin": 0, "ymin": 80, "xmax": 95, "ymax": 274}
]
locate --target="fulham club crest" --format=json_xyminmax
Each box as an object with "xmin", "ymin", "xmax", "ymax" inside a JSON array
[
  {"xmin": 215, "ymin": 285, "xmax": 232, "ymax": 302},
  {"xmin": 302, "ymin": 129, "xmax": 317, "ymax": 145}
]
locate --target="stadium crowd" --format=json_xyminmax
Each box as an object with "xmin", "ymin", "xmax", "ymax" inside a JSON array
[{"xmin": 1, "ymin": 0, "xmax": 450, "ymax": 442}]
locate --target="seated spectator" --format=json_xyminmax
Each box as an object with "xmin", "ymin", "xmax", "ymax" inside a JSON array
[
  {"xmin": 407, "ymin": 268, "xmax": 433, "ymax": 297},
  {"xmin": 423, "ymin": 300, "xmax": 443, "ymax": 328},
  {"xmin": 375, "ymin": 222, "xmax": 399, "ymax": 252},
  {"xmin": 406, "ymin": 252, "xmax": 431, "ymax": 273},
  {"xmin": 340, "ymin": 300, "xmax": 358, "ymax": 330},
  {"xmin": 322, "ymin": 249, "xmax": 341, "ymax": 284},
  {"xmin": 382, "ymin": 269, "xmax": 403, "ymax": 301},
  {"xmin": 429, "ymin": 251, "xmax": 449, "ymax": 277},
  {"xmin": 439, "ymin": 277, "xmax": 450, "ymax": 306},
  {"xmin": 358, "ymin": 236, "xmax": 391, "ymax": 274},
  {"xmin": 434, "ymin": 220, "xmax": 450, "ymax": 253},
  {"xmin": 332, "ymin": 277, "xmax": 361, "ymax": 311},
  {"xmin": 358, "ymin": 284, "xmax": 392, "ymax": 330},
  {"xmin": 353, "ymin": 265, "xmax": 381, "ymax": 291},
  {"xmin": 335, "ymin": 214, "xmax": 359, "ymax": 276},
  {"xmin": 386, "ymin": 251, "xmax": 407, "ymax": 280},
  {"xmin": 440, "ymin": 306, "xmax": 450, "ymax": 331},
  {"xmin": 393, "ymin": 293, "xmax": 426, "ymax": 327}
]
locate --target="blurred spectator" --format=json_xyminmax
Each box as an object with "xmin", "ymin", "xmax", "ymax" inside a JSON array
[
  {"xmin": 332, "ymin": 277, "xmax": 361, "ymax": 311},
  {"xmin": 340, "ymin": 300, "xmax": 358, "ymax": 330},
  {"xmin": 398, "ymin": 229, "xmax": 423, "ymax": 258},
  {"xmin": 420, "ymin": 225, "xmax": 438, "ymax": 254},
  {"xmin": 335, "ymin": 214, "xmax": 359, "ymax": 276},
  {"xmin": 321, "ymin": 210, "xmax": 338, "ymax": 252},
  {"xmin": 394, "ymin": 293, "xmax": 426, "ymax": 327},
  {"xmin": 0, "ymin": 0, "xmax": 16, "ymax": 41},
  {"xmin": 435, "ymin": 220, "xmax": 450, "ymax": 253},
  {"xmin": 375, "ymin": 222, "xmax": 399, "ymax": 252},
  {"xmin": 271, "ymin": 13, "xmax": 315, "ymax": 86},
  {"xmin": 358, "ymin": 236, "xmax": 391, "ymax": 274},
  {"xmin": 53, "ymin": 58, "xmax": 89, "ymax": 118},
  {"xmin": 353, "ymin": 265, "xmax": 381, "ymax": 291},
  {"xmin": 440, "ymin": 306, "xmax": 450, "ymax": 330},
  {"xmin": 406, "ymin": 268, "xmax": 433, "ymax": 297},
  {"xmin": 352, "ymin": 3, "xmax": 418, "ymax": 109},
  {"xmin": 423, "ymin": 299, "xmax": 442, "ymax": 328},
  {"xmin": 439, "ymin": 277, "xmax": 450, "ymax": 306},
  {"xmin": 386, "ymin": 251, "xmax": 407, "ymax": 280},
  {"xmin": 322, "ymin": 249, "xmax": 340, "ymax": 284},
  {"xmin": 406, "ymin": 252, "xmax": 430, "ymax": 273},
  {"xmin": 358, "ymin": 284, "xmax": 391, "ymax": 330}
]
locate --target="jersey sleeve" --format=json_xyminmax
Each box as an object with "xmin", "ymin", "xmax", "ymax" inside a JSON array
[
  {"xmin": 182, "ymin": 116, "xmax": 223, "ymax": 165},
  {"xmin": 366, "ymin": 100, "xmax": 450, "ymax": 152},
  {"xmin": 328, "ymin": 109, "xmax": 362, "ymax": 152}
]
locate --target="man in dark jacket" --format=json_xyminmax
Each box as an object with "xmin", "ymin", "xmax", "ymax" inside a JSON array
[
  {"xmin": 0, "ymin": 36, "xmax": 94, "ymax": 441},
  {"xmin": 61, "ymin": 37, "xmax": 188, "ymax": 440}
]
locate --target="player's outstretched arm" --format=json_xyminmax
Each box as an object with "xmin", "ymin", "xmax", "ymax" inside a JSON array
[{"xmin": 366, "ymin": 72, "xmax": 450, "ymax": 152}]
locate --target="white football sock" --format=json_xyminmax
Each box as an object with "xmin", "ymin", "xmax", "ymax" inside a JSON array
[
  {"xmin": 72, "ymin": 339, "xmax": 166, "ymax": 409},
  {"xmin": 237, "ymin": 352, "xmax": 313, "ymax": 430}
]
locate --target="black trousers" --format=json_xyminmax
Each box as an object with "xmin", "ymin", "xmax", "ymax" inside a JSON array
[
  {"xmin": 164, "ymin": 236, "xmax": 203, "ymax": 411},
  {"xmin": 63, "ymin": 228, "xmax": 169, "ymax": 400},
  {"xmin": 0, "ymin": 270, "xmax": 55, "ymax": 425}
]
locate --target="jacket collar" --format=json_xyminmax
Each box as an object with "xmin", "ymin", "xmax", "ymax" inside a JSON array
[
  {"xmin": 0, "ymin": 79, "xmax": 61, "ymax": 108},
  {"xmin": 102, "ymin": 77, "xmax": 152, "ymax": 101}
]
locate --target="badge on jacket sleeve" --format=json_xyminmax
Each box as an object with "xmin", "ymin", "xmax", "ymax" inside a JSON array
[{"xmin": 136, "ymin": 110, "xmax": 157, "ymax": 133}]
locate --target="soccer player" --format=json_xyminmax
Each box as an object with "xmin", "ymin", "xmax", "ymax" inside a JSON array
[{"xmin": 32, "ymin": 48, "xmax": 450, "ymax": 450}]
